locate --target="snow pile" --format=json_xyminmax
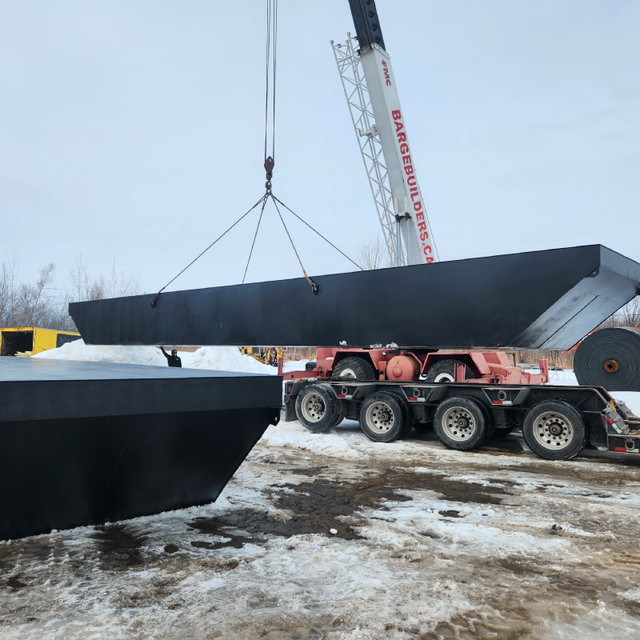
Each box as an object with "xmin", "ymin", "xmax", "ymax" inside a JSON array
[
  {"xmin": 184, "ymin": 346, "xmax": 275, "ymax": 374},
  {"xmin": 259, "ymin": 420, "xmax": 366, "ymax": 460},
  {"xmin": 548, "ymin": 367, "xmax": 640, "ymax": 416},
  {"xmin": 33, "ymin": 340, "xmax": 277, "ymax": 375},
  {"xmin": 34, "ymin": 340, "xmax": 166, "ymax": 366}
]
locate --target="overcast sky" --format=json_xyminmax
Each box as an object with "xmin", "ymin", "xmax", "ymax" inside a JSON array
[{"xmin": 1, "ymin": 0, "xmax": 639, "ymax": 299}]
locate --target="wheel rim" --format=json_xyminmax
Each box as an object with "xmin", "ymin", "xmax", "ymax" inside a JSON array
[
  {"xmin": 531, "ymin": 411, "xmax": 574, "ymax": 450},
  {"xmin": 365, "ymin": 402, "xmax": 395, "ymax": 434},
  {"xmin": 441, "ymin": 406, "xmax": 476, "ymax": 442},
  {"xmin": 300, "ymin": 393, "xmax": 326, "ymax": 423},
  {"xmin": 337, "ymin": 368, "xmax": 357, "ymax": 379},
  {"xmin": 433, "ymin": 372, "xmax": 454, "ymax": 383}
]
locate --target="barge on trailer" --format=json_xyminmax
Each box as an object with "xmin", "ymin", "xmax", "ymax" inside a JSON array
[
  {"xmin": 69, "ymin": 245, "xmax": 640, "ymax": 352},
  {"xmin": 0, "ymin": 357, "xmax": 281, "ymax": 540},
  {"xmin": 284, "ymin": 378, "xmax": 640, "ymax": 461}
]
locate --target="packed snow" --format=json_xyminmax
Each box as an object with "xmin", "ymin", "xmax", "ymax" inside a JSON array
[
  {"xmin": 34, "ymin": 340, "xmax": 277, "ymax": 375},
  {"xmin": 1, "ymin": 343, "xmax": 638, "ymax": 638}
]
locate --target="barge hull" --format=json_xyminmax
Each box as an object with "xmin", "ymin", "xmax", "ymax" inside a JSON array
[
  {"xmin": 0, "ymin": 359, "xmax": 281, "ymax": 540},
  {"xmin": 69, "ymin": 245, "xmax": 640, "ymax": 351}
]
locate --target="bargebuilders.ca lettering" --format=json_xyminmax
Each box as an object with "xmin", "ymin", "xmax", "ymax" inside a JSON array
[{"xmin": 391, "ymin": 109, "xmax": 433, "ymax": 262}]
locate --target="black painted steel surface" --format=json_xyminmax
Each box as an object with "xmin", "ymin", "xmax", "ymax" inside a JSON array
[
  {"xmin": 0, "ymin": 358, "xmax": 281, "ymax": 540},
  {"xmin": 69, "ymin": 245, "xmax": 640, "ymax": 351}
]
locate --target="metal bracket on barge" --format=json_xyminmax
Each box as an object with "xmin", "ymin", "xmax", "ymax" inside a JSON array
[{"xmin": 284, "ymin": 378, "xmax": 640, "ymax": 462}]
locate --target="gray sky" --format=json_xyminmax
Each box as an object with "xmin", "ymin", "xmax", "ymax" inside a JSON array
[{"xmin": 2, "ymin": 0, "xmax": 639, "ymax": 298}]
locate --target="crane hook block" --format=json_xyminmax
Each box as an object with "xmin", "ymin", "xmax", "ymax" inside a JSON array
[{"xmin": 264, "ymin": 156, "xmax": 275, "ymax": 192}]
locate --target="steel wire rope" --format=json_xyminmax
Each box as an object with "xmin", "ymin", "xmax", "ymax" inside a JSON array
[
  {"xmin": 264, "ymin": 0, "xmax": 278, "ymax": 165},
  {"xmin": 152, "ymin": 0, "xmax": 361, "ymax": 303},
  {"xmin": 242, "ymin": 196, "xmax": 269, "ymax": 283},
  {"xmin": 270, "ymin": 194, "xmax": 319, "ymax": 293},
  {"xmin": 270, "ymin": 193, "xmax": 363, "ymax": 271},
  {"xmin": 150, "ymin": 194, "xmax": 268, "ymax": 306}
]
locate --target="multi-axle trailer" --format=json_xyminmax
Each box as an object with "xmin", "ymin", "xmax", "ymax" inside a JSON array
[{"xmin": 284, "ymin": 378, "xmax": 640, "ymax": 461}]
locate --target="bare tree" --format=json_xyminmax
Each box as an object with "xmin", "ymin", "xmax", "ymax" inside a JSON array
[
  {"xmin": 69, "ymin": 255, "xmax": 140, "ymax": 302},
  {"xmin": 0, "ymin": 256, "xmax": 20, "ymax": 325},
  {"xmin": 0, "ymin": 255, "xmax": 141, "ymax": 332},
  {"xmin": 600, "ymin": 297, "xmax": 640, "ymax": 328},
  {"xmin": 359, "ymin": 236, "xmax": 391, "ymax": 270},
  {"xmin": 0, "ymin": 260, "xmax": 71, "ymax": 329}
]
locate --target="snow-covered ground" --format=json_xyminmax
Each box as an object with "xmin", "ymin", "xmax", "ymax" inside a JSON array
[{"xmin": 2, "ymin": 345, "xmax": 640, "ymax": 639}]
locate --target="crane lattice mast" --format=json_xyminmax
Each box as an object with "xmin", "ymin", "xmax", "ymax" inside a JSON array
[{"xmin": 333, "ymin": 0, "xmax": 438, "ymax": 266}]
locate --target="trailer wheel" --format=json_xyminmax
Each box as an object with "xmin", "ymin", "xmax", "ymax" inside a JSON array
[
  {"xmin": 479, "ymin": 402, "xmax": 495, "ymax": 440},
  {"xmin": 333, "ymin": 357, "xmax": 376, "ymax": 381},
  {"xmin": 387, "ymin": 392, "xmax": 414, "ymax": 436},
  {"xmin": 424, "ymin": 359, "xmax": 474, "ymax": 383},
  {"xmin": 522, "ymin": 400, "xmax": 586, "ymax": 460},
  {"xmin": 433, "ymin": 396, "xmax": 487, "ymax": 450},
  {"xmin": 328, "ymin": 397, "xmax": 347, "ymax": 429},
  {"xmin": 359, "ymin": 392, "xmax": 406, "ymax": 442},
  {"xmin": 295, "ymin": 384, "xmax": 340, "ymax": 433}
]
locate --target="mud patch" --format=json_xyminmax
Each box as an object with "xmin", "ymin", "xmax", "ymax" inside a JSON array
[
  {"xmin": 188, "ymin": 512, "xmax": 271, "ymax": 546},
  {"xmin": 439, "ymin": 509, "xmax": 463, "ymax": 518},
  {"xmin": 189, "ymin": 466, "xmax": 513, "ymax": 550},
  {"xmin": 390, "ymin": 467, "xmax": 513, "ymax": 505},
  {"xmin": 189, "ymin": 504, "xmax": 360, "ymax": 544},
  {"xmin": 91, "ymin": 524, "xmax": 147, "ymax": 570},
  {"xmin": 6, "ymin": 575, "xmax": 28, "ymax": 590}
]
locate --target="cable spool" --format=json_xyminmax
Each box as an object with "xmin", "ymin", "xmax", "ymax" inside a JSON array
[{"xmin": 573, "ymin": 327, "xmax": 640, "ymax": 391}]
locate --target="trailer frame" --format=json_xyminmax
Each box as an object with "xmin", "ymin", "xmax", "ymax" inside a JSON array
[{"xmin": 284, "ymin": 378, "xmax": 640, "ymax": 461}]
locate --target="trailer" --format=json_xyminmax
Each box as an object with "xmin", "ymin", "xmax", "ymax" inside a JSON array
[
  {"xmin": 281, "ymin": 346, "xmax": 549, "ymax": 385},
  {"xmin": 284, "ymin": 377, "xmax": 640, "ymax": 461}
]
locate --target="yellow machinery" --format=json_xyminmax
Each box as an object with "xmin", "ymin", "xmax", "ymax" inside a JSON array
[
  {"xmin": 0, "ymin": 327, "xmax": 81, "ymax": 357},
  {"xmin": 238, "ymin": 346, "xmax": 284, "ymax": 367}
]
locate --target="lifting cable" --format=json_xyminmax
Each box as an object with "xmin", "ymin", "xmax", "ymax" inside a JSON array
[
  {"xmin": 263, "ymin": 0, "xmax": 277, "ymax": 184},
  {"xmin": 150, "ymin": 194, "xmax": 268, "ymax": 307},
  {"xmin": 271, "ymin": 196, "xmax": 318, "ymax": 293},
  {"xmin": 151, "ymin": 0, "xmax": 361, "ymax": 306},
  {"xmin": 242, "ymin": 196, "xmax": 269, "ymax": 284},
  {"xmin": 271, "ymin": 194, "xmax": 362, "ymax": 271}
]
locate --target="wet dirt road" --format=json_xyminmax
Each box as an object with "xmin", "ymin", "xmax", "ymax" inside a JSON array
[{"xmin": 2, "ymin": 422, "xmax": 640, "ymax": 639}]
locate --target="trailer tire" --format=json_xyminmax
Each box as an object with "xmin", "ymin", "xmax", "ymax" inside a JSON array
[
  {"xmin": 522, "ymin": 400, "xmax": 586, "ymax": 460},
  {"xmin": 424, "ymin": 359, "xmax": 474, "ymax": 383},
  {"xmin": 478, "ymin": 402, "xmax": 495, "ymax": 440},
  {"xmin": 359, "ymin": 392, "xmax": 406, "ymax": 442},
  {"xmin": 333, "ymin": 357, "xmax": 376, "ymax": 381},
  {"xmin": 295, "ymin": 384, "xmax": 340, "ymax": 433},
  {"xmin": 386, "ymin": 392, "xmax": 414, "ymax": 437},
  {"xmin": 328, "ymin": 397, "xmax": 347, "ymax": 429},
  {"xmin": 433, "ymin": 396, "xmax": 487, "ymax": 450}
]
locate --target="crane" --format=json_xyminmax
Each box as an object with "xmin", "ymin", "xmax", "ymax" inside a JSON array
[{"xmin": 332, "ymin": 0, "xmax": 438, "ymax": 267}]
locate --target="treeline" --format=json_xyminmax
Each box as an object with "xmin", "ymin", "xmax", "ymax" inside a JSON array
[{"xmin": 0, "ymin": 257, "xmax": 140, "ymax": 332}]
